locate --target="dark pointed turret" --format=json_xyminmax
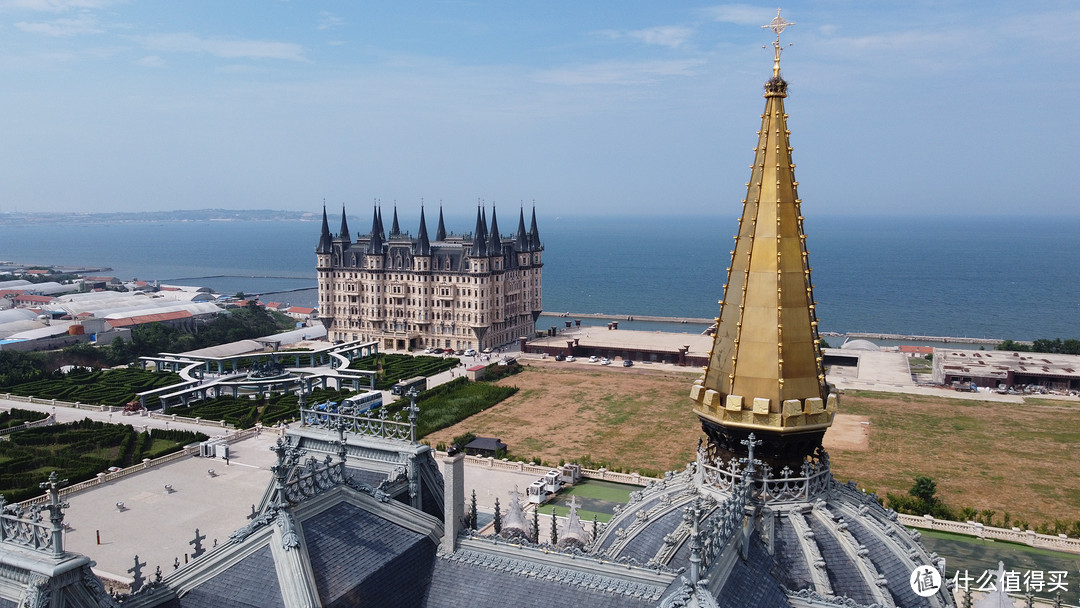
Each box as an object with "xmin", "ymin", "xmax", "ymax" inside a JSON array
[
  {"xmin": 335, "ymin": 206, "xmax": 351, "ymax": 246},
  {"xmin": 416, "ymin": 206, "xmax": 431, "ymax": 256},
  {"xmin": 390, "ymin": 205, "xmax": 402, "ymax": 237},
  {"xmin": 527, "ymin": 206, "xmax": 541, "ymax": 252},
  {"xmin": 488, "ymin": 205, "xmax": 502, "ymax": 252},
  {"xmin": 316, "ymin": 204, "xmax": 332, "ymax": 254},
  {"xmin": 514, "ymin": 206, "xmax": 529, "ymax": 251},
  {"xmin": 469, "ymin": 206, "xmax": 487, "ymax": 257},
  {"xmin": 436, "ymin": 206, "xmax": 447, "ymax": 241},
  {"xmin": 366, "ymin": 204, "xmax": 384, "ymax": 254}
]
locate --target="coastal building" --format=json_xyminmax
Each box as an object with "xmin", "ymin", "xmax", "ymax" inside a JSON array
[
  {"xmin": 0, "ymin": 15, "xmax": 953, "ymax": 608},
  {"xmin": 932, "ymin": 347, "xmax": 1080, "ymax": 391},
  {"xmin": 315, "ymin": 203, "xmax": 543, "ymax": 352}
]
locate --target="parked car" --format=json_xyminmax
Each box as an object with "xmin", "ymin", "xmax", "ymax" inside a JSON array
[
  {"xmin": 623, "ymin": 360, "xmax": 634, "ymax": 367},
  {"xmin": 566, "ymin": 355, "xmax": 576, "ymax": 362},
  {"xmin": 464, "ymin": 348, "xmax": 477, "ymax": 356},
  {"xmin": 554, "ymin": 354, "xmax": 565, "ymax": 361},
  {"xmin": 601, "ymin": 358, "xmax": 611, "ymax": 365},
  {"xmin": 588, "ymin": 356, "xmax": 599, "ymax": 363}
]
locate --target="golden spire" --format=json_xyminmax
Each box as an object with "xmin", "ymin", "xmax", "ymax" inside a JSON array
[{"xmin": 691, "ymin": 11, "xmax": 836, "ymax": 441}]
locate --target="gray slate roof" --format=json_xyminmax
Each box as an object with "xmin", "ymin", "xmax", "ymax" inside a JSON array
[
  {"xmin": 174, "ymin": 545, "xmax": 284, "ymax": 608},
  {"xmin": 771, "ymin": 515, "xmax": 815, "ymax": 591},
  {"xmin": 304, "ymin": 501, "xmax": 437, "ymax": 608},
  {"xmin": 425, "ymin": 556, "xmax": 658, "ymax": 608},
  {"xmin": 717, "ymin": 534, "xmax": 792, "ymax": 608},
  {"xmin": 807, "ymin": 513, "xmax": 878, "ymax": 605}
]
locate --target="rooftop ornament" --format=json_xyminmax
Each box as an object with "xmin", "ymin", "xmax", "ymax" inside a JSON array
[
  {"xmin": 0, "ymin": 471, "xmax": 70, "ymax": 556},
  {"xmin": 762, "ymin": 8, "xmax": 794, "ymax": 79}
]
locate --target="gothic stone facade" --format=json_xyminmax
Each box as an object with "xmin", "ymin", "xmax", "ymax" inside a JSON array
[{"xmin": 316, "ymin": 204, "xmax": 543, "ymax": 352}]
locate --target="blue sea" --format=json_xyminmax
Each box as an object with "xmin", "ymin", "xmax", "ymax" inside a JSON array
[{"xmin": 1, "ymin": 213, "xmax": 1077, "ymax": 342}]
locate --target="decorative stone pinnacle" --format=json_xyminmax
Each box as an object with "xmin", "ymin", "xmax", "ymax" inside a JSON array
[{"xmin": 739, "ymin": 434, "xmax": 763, "ymax": 484}]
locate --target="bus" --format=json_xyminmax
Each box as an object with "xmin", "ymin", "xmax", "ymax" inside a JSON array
[{"xmin": 391, "ymin": 376, "xmax": 427, "ymax": 395}]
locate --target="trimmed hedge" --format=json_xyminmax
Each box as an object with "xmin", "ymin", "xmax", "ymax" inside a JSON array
[
  {"xmin": 348, "ymin": 354, "xmax": 460, "ymax": 390},
  {"xmin": 4, "ymin": 368, "xmax": 182, "ymax": 407},
  {"xmin": 0, "ymin": 418, "xmax": 207, "ymax": 502},
  {"xmin": 167, "ymin": 388, "xmax": 355, "ymax": 428},
  {"xmin": 397, "ymin": 377, "xmax": 519, "ymax": 438},
  {"xmin": 0, "ymin": 408, "xmax": 48, "ymax": 430}
]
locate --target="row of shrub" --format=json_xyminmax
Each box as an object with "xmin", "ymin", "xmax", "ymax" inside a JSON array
[
  {"xmin": 0, "ymin": 408, "xmax": 48, "ymax": 430},
  {"xmin": 0, "ymin": 418, "xmax": 207, "ymax": 502},
  {"xmin": 166, "ymin": 388, "xmax": 355, "ymax": 428},
  {"xmin": 480, "ymin": 360, "xmax": 524, "ymax": 382},
  {"xmin": 884, "ymin": 475, "xmax": 1080, "ymax": 538},
  {"xmin": 349, "ymin": 354, "xmax": 460, "ymax": 390},
  {"xmin": 398, "ymin": 377, "xmax": 519, "ymax": 438},
  {"xmin": 3, "ymin": 367, "xmax": 182, "ymax": 407}
]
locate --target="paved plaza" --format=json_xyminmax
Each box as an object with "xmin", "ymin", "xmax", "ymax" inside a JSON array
[{"xmin": 61, "ymin": 431, "xmax": 279, "ymax": 587}]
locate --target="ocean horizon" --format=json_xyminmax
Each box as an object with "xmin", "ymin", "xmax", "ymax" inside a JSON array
[{"xmin": 1, "ymin": 212, "xmax": 1077, "ymax": 342}]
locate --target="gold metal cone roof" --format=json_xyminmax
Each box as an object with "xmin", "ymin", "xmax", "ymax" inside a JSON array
[{"xmin": 690, "ymin": 72, "xmax": 836, "ymax": 433}]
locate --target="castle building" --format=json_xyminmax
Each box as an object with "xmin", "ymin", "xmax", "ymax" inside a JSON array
[{"xmin": 315, "ymin": 204, "xmax": 543, "ymax": 352}]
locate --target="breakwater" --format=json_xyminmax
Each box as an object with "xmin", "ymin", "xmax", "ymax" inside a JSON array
[
  {"xmin": 843, "ymin": 332, "xmax": 1008, "ymax": 346},
  {"xmin": 543, "ymin": 312, "xmax": 713, "ymax": 324}
]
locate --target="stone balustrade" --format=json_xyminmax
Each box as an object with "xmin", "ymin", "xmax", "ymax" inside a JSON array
[{"xmin": 898, "ymin": 513, "xmax": 1080, "ymax": 555}]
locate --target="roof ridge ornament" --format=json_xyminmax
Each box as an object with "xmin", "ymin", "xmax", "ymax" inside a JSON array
[{"xmin": 762, "ymin": 8, "xmax": 794, "ymax": 78}]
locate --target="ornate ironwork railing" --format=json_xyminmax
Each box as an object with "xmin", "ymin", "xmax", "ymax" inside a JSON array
[
  {"xmin": 283, "ymin": 455, "xmax": 346, "ymax": 504},
  {"xmin": 0, "ymin": 472, "xmax": 67, "ymax": 555},
  {"xmin": 699, "ymin": 448, "xmax": 831, "ymax": 503},
  {"xmin": 299, "ymin": 404, "xmax": 413, "ymax": 442}
]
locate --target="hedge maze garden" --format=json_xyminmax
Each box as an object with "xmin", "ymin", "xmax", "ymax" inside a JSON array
[
  {"xmin": 167, "ymin": 388, "xmax": 355, "ymax": 428},
  {"xmin": 348, "ymin": 354, "xmax": 460, "ymax": 390},
  {"xmin": 1, "ymin": 368, "xmax": 182, "ymax": 407},
  {"xmin": 0, "ymin": 419, "xmax": 207, "ymax": 503}
]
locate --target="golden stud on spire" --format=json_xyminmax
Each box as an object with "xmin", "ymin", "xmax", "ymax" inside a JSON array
[{"xmin": 762, "ymin": 8, "xmax": 794, "ymax": 78}]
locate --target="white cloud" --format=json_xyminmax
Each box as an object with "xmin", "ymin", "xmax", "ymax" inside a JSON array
[
  {"xmin": 137, "ymin": 32, "xmax": 306, "ymax": 61},
  {"xmin": 317, "ymin": 11, "xmax": 343, "ymax": 30},
  {"xmin": 534, "ymin": 58, "xmax": 705, "ymax": 86},
  {"xmin": 0, "ymin": 0, "xmax": 118, "ymax": 12},
  {"xmin": 15, "ymin": 13, "xmax": 101, "ymax": 36},
  {"xmin": 627, "ymin": 25, "xmax": 694, "ymax": 49},
  {"xmin": 697, "ymin": 4, "xmax": 774, "ymax": 27},
  {"xmin": 136, "ymin": 54, "xmax": 164, "ymax": 68}
]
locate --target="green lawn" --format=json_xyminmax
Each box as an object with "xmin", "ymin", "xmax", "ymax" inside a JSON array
[
  {"xmin": 918, "ymin": 528, "xmax": 1080, "ymax": 605},
  {"xmin": 544, "ymin": 479, "xmax": 637, "ymax": 523}
]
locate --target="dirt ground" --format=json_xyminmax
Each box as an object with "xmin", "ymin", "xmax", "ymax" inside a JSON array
[
  {"xmin": 426, "ymin": 361, "xmax": 1079, "ymax": 525},
  {"xmin": 428, "ymin": 359, "xmax": 867, "ymax": 472}
]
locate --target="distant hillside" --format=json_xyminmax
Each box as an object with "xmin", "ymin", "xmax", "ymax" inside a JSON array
[{"xmin": 0, "ymin": 209, "xmax": 314, "ymax": 225}]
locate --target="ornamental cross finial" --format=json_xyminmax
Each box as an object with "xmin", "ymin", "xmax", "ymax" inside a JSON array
[
  {"xmin": 740, "ymin": 433, "xmax": 763, "ymax": 485},
  {"xmin": 762, "ymin": 8, "xmax": 794, "ymax": 77}
]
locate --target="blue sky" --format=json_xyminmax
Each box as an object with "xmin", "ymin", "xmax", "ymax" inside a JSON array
[{"xmin": 1, "ymin": 1, "xmax": 1076, "ymax": 217}]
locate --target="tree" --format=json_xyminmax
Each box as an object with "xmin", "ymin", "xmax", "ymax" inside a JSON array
[
  {"xmin": 469, "ymin": 489, "xmax": 478, "ymax": 530},
  {"xmin": 909, "ymin": 475, "xmax": 938, "ymax": 506},
  {"xmin": 493, "ymin": 498, "xmax": 502, "ymax": 534},
  {"xmin": 532, "ymin": 507, "xmax": 539, "ymax": 544},
  {"xmin": 550, "ymin": 508, "xmax": 558, "ymax": 545}
]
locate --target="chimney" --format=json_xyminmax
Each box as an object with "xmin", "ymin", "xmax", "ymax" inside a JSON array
[{"xmin": 441, "ymin": 452, "xmax": 465, "ymax": 553}]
